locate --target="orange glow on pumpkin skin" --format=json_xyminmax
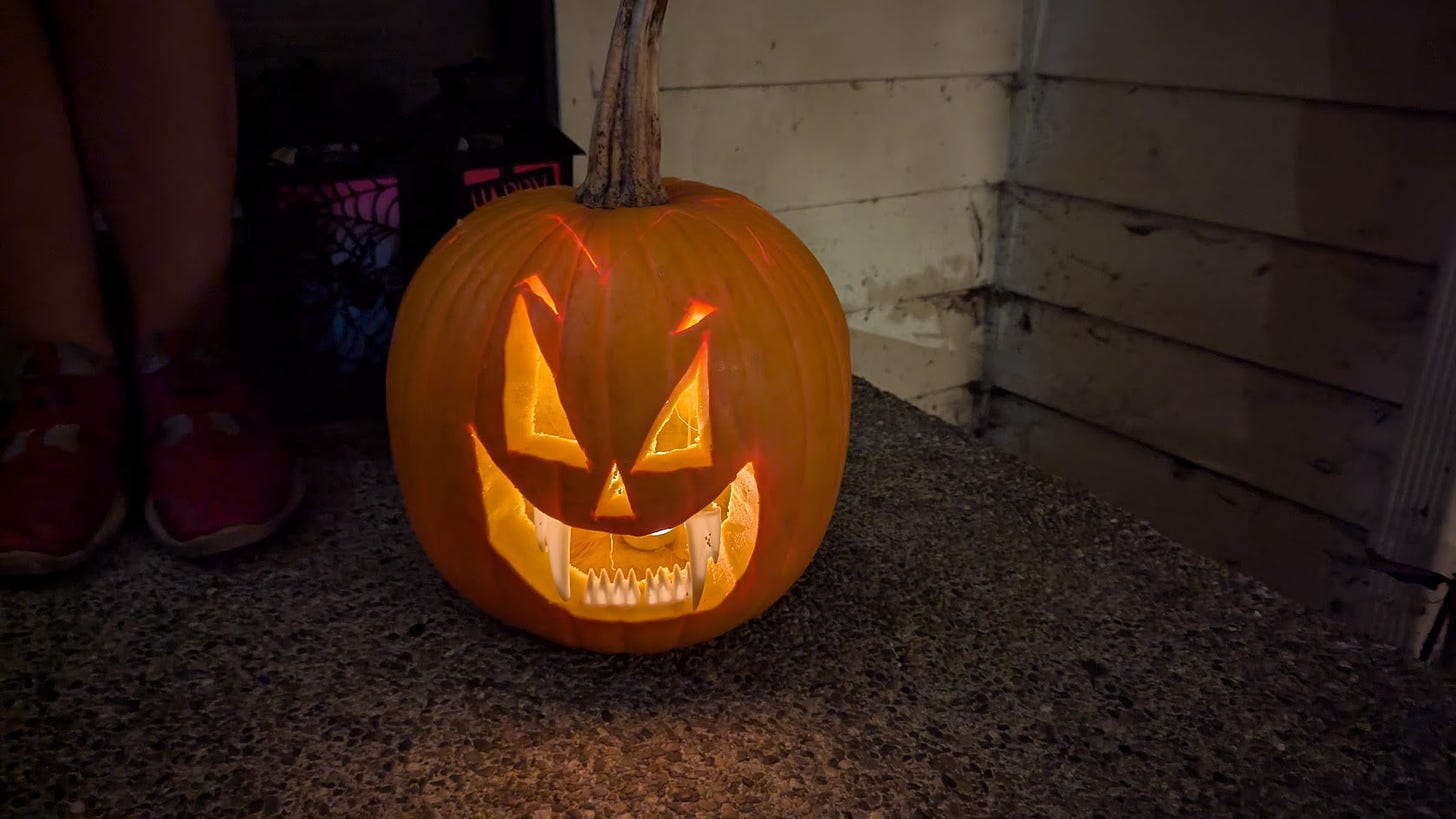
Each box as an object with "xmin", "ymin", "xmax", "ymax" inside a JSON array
[
  {"xmin": 549, "ymin": 214, "xmax": 602, "ymax": 276},
  {"xmin": 386, "ymin": 180, "xmax": 852, "ymax": 653},
  {"xmin": 490, "ymin": 277, "xmax": 748, "ymax": 614}
]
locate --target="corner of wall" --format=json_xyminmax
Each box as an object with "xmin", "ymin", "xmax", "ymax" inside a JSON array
[{"xmin": 974, "ymin": 0, "xmax": 1048, "ymax": 433}]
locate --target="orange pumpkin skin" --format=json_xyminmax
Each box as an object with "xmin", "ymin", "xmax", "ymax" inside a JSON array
[{"xmin": 386, "ymin": 178, "xmax": 851, "ymax": 653}]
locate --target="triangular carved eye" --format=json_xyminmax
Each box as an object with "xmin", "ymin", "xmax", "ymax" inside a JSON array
[
  {"xmin": 632, "ymin": 338, "xmax": 711, "ymax": 473},
  {"xmin": 503, "ymin": 293, "xmax": 588, "ymax": 468}
]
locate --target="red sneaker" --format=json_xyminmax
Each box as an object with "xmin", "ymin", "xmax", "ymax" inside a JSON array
[
  {"xmin": 137, "ymin": 333, "xmax": 304, "ymax": 557},
  {"xmin": 0, "ymin": 342, "xmax": 127, "ymax": 575}
]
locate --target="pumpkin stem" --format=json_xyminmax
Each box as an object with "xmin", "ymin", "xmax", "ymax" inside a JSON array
[{"xmin": 575, "ymin": 0, "xmax": 670, "ymax": 209}]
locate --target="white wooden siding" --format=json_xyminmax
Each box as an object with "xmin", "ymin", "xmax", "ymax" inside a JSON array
[
  {"xmin": 991, "ymin": 2, "xmax": 1456, "ymax": 637},
  {"xmin": 555, "ymin": 0, "xmax": 1020, "ymax": 90},
  {"xmin": 1035, "ymin": 0, "xmax": 1456, "ymax": 111},
  {"xmin": 911, "ymin": 384, "xmax": 978, "ymax": 429},
  {"xmin": 1001, "ymin": 188, "xmax": 1433, "ymax": 403},
  {"xmin": 555, "ymin": 0, "xmax": 1017, "ymax": 418},
  {"xmin": 848, "ymin": 294, "xmax": 985, "ymax": 401},
  {"xmin": 990, "ymin": 298, "xmax": 1400, "ymax": 529},
  {"xmin": 781, "ymin": 185, "xmax": 996, "ymax": 314},
  {"xmin": 654, "ymin": 78, "xmax": 1009, "ymax": 212},
  {"xmin": 988, "ymin": 393, "xmax": 1371, "ymax": 613},
  {"xmin": 1014, "ymin": 80, "xmax": 1456, "ymax": 265}
]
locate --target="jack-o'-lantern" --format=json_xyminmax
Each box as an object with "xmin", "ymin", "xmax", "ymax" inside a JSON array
[{"xmin": 386, "ymin": 0, "xmax": 850, "ymax": 653}]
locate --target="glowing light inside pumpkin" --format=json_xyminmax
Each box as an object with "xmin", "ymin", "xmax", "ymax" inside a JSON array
[
  {"xmin": 470, "ymin": 424, "xmax": 762, "ymax": 620},
  {"xmin": 672, "ymin": 299, "xmax": 717, "ymax": 334},
  {"xmin": 502, "ymin": 294, "xmax": 588, "ymax": 467},
  {"xmin": 480, "ymin": 270, "xmax": 768, "ymax": 617},
  {"xmin": 518, "ymin": 274, "xmax": 559, "ymax": 316},
  {"xmin": 592, "ymin": 462, "xmax": 635, "ymax": 519},
  {"xmin": 633, "ymin": 338, "xmax": 712, "ymax": 473}
]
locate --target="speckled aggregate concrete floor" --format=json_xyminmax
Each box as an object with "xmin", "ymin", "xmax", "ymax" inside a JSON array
[{"xmin": 3, "ymin": 379, "xmax": 1454, "ymax": 816}]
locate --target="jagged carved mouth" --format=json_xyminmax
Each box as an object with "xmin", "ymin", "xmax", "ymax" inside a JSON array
[{"xmin": 469, "ymin": 429, "xmax": 760, "ymax": 619}]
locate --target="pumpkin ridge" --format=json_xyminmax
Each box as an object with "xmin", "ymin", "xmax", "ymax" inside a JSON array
[
  {"xmin": 391, "ymin": 194, "xmax": 564, "ymax": 462},
  {"xmin": 478, "ymin": 199, "xmax": 605, "ymax": 518},
  {"xmin": 392, "ymin": 194, "xmax": 575, "ymax": 604},
  {"xmin": 663, "ymin": 205, "xmax": 832, "ymax": 588}
]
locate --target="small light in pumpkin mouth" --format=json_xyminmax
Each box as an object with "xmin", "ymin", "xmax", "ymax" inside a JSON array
[{"xmin": 533, "ymin": 504, "xmax": 722, "ymax": 609}]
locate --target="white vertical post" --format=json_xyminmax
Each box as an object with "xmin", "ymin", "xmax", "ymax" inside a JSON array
[{"xmin": 1367, "ymin": 237, "xmax": 1456, "ymax": 660}]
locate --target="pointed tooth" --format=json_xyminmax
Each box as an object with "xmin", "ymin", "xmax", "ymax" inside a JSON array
[
  {"xmin": 542, "ymin": 513, "xmax": 572, "ymax": 600},
  {"xmin": 612, "ymin": 569, "xmax": 627, "ymax": 605},
  {"xmin": 687, "ymin": 508, "xmax": 721, "ymax": 609},
  {"xmin": 688, "ymin": 536, "xmax": 706, "ymax": 605},
  {"xmin": 646, "ymin": 569, "xmax": 662, "ymax": 605},
  {"xmin": 689, "ymin": 505, "xmax": 723, "ymax": 562},
  {"xmin": 534, "ymin": 507, "xmax": 565, "ymax": 552}
]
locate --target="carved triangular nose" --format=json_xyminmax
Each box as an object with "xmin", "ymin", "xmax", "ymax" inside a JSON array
[{"xmin": 591, "ymin": 461, "xmax": 635, "ymax": 519}]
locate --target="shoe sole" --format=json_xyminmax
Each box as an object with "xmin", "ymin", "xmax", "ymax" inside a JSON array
[
  {"xmin": 0, "ymin": 491, "xmax": 128, "ymax": 576},
  {"xmin": 145, "ymin": 465, "xmax": 307, "ymax": 558}
]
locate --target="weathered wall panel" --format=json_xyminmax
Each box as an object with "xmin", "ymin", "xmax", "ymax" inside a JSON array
[
  {"xmin": 782, "ymin": 186, "xmax": 996, "ymax": 314},
  {"xmin": 556, "ymin": 1, "xmax": 1015, "ymax": 416},
  {"xmin": 987, "ymin": 393, "xmax": 1371, "ymax": 614},
  {"xmin": 556, "ymin": 0, "xmax": 1020, "ymax": 90},
  {"xmin": 1035, "ymin": 0, "xmax": 1456, "ymax": 111},
  {"xmin": 991, "ymin": 298, "xmax": 1399, "ymax": 528},
  {"xmin": 1001, "ymin": 188, "xmax": 1433, "ymax": 403},
  {"xmin": 1014, "ymin": 81, "xmax": 1456, "ymax": 265},
  {"xmin": 912, "ymin": 384, "xmax": 978, "ymax": 429},
  {"xmin": 992, "ymin": 3, "xmax": 1456, "ymax": 632},
  {"xmin": 848, "ymin": 295, "xmax": 985, "ymax": 401}
]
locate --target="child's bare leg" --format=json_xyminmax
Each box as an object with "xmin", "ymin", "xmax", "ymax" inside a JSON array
[
  {"xmin": 0, "ymin": 0, "xmax": 113, "ymax": 355},
  {"xmin": 46, "ymin": 0, "xmax": 238, "ymax": 341}
]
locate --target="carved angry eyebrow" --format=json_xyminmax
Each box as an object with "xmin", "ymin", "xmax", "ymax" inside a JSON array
[
  {"xmin": 673, "ymin": 298, "xmax": 717, "ymax": 334},
  {"xmin": 517, "ymin": 274, "xmax": 559, "ymax": 316}
]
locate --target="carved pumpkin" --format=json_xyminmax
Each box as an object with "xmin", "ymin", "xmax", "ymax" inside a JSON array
[{"xmin": 386, "ymin": 0, "xmax": 850, "ymax": 653}]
